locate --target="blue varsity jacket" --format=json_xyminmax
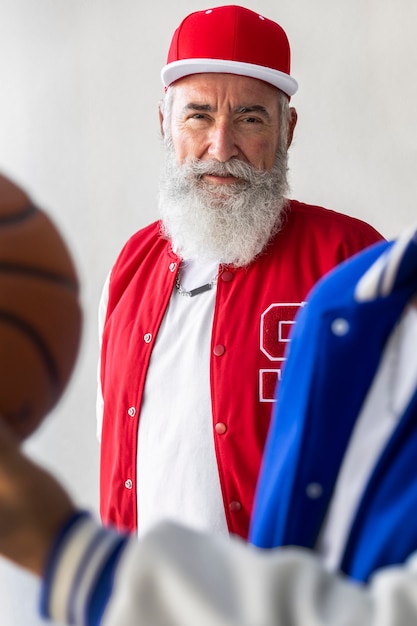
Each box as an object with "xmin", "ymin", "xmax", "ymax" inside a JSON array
[{"xmin": 250, "ymin": 225, "xmax": 417, "ymax": 582}]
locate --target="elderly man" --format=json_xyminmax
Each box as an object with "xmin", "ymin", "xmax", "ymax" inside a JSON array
[{"xmin": 97, "ymin": 5, "xmax": 383, "ymax": 540}]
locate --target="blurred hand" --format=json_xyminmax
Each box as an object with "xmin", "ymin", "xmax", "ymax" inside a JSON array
[{"xmin": 0, "ymin": 418, "xmax": 76, "ymax": 575}]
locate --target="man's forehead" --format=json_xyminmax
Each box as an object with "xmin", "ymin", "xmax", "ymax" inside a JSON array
[{"xmin": 170, "ymin": 73, "xmax": 281, "ymax": 107}]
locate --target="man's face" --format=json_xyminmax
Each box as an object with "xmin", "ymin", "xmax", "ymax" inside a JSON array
[
  {"xmin": 158, "ymin": 73, "xmax": 296, "ymax": 266},
  {"xmin": 163, "ymin": 73, "xmax": 283, "ymax": 178}
]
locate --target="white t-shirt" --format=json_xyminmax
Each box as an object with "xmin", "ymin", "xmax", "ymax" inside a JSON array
[
  {"xmin": 97, "ymin": 258, "xmax": 228, "ymax": 538},
  {"xmin": 135, "ymin": 257, "xmax": 228, "ymax": 537}
]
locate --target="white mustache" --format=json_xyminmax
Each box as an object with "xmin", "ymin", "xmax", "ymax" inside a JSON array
[{"xmin": 185, "ymin": 158, "xmax": 257, "ymax": 183}]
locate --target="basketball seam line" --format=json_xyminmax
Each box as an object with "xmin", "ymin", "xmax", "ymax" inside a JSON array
[
  {"xmin": 0, "ymin": 203, "xmax": 37, "ymax": 224},
  {"xmin": 0, "ymin": 264, "xmax": 78, "ymax": 291},
  {"xmin": 0, "ymin": 310, "xmax": 60, "ymax": 397}
]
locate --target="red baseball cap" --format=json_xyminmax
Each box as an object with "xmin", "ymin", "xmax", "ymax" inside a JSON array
[{"xmin": 161, "ymin": 5, "xmax": 298, "ymax": 97}]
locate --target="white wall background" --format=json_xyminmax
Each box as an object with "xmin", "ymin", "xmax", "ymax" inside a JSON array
[{"xmin": 0, "ymin": 1, "xmax": 416, "ymax": 624}]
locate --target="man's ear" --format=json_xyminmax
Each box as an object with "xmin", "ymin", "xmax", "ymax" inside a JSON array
[
  {"xmin": 287, "ymin": 107, "xmax": 298, "ymax": 149},
  {"xmin": 158, "ymin": 100, "xmax": 165, "ymax": 138}
]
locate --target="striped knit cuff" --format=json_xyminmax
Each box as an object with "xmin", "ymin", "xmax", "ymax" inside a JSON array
[{"xmin": 40, "ymin": 511, "xmax": 128, "ymax": 626}]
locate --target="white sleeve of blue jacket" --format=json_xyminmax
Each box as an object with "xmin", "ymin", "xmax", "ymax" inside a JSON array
[{"xmin": 40, "ymin": 513, "xmax": 417, "ymax": 626}]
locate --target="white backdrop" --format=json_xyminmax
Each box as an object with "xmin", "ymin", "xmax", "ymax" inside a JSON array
[{"xmin": 1, "ymin": 1, "xmax": 416, "ymax": 624}]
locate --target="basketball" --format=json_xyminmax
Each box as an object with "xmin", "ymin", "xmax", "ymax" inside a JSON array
[{"xmin": 0, "ymin": 173, "xmax": 82, "ymax": 440}]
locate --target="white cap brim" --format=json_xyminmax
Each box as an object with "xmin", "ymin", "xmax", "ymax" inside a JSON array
[{"xmin": 161, "ymin": 58, "xmax": 298, "ymax": 96}]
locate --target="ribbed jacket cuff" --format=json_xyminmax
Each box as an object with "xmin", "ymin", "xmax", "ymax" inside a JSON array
[{"xmin": 40, "ymin": 511, "xmax": 128, "ymax": 626}]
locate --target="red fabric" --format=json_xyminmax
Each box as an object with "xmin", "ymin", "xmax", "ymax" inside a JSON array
[
  {"xmin": 167, "ymin": 6, "xmax": 291, "ymax": 75},
  {"xmin": 99, "ymin": 200, "xmax": 383, "ymax": 538}
]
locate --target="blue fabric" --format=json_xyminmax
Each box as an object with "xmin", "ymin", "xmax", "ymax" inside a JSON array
[
  {"xmin": 250, "ymin": 230, "xmax": 417, "ymax": 582},
  {"xmin": 84, "ymin": 536, "xmax": 127, "ymax": 626}
]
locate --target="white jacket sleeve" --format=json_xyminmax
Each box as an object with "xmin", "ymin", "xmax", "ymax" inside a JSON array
[
  {"xmin": 41, "ymin": 515, "xmax": 417, "ymax": 626},
  {"xmin": 104, "ymin": 523, "xmax": 417, "ymax": 626}
]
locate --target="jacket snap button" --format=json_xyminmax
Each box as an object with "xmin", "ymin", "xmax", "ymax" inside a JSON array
[
  {"xmin": 229, "ymin": 501, "xmax": 241, "ymax": 512},
  {"xmin": 306, "ymin": 483, "xmax": 323, "ymax": 499},
  {"xmin": 221, "ymin": 271, "xmax": 234, "ymax": 283},
  {"xmin": 215, "ymin": 422, "xmax": 227, "ymax": 435},
  {"xmin": 125, "ymin": 479, "xmax": 133, "ymax": 490},
  {"xmin": 331, "ymin": 318, "xmax": 349, "ymax": 336},
  {"xmin": 213, "ymin": 344, "xmax": 225, "ymax": 356},
  {"xmin": 144, "ymin": 333, "xmax": 152, "ymax": 343}
]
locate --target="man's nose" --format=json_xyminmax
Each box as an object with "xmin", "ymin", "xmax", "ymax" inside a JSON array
[{"xmin": 207, "ymin": 123, "xmax": 239, "ymax": 162}]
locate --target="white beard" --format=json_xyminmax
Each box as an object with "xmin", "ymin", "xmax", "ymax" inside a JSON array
[{"xmin": 158, "ymin": 142, "xmax": 289, "ymax": 267}]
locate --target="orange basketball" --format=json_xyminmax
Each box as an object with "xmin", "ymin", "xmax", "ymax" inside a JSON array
[{"xmin": 0, "ymin": 173, "xmax": 82, "ymax": 440}]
